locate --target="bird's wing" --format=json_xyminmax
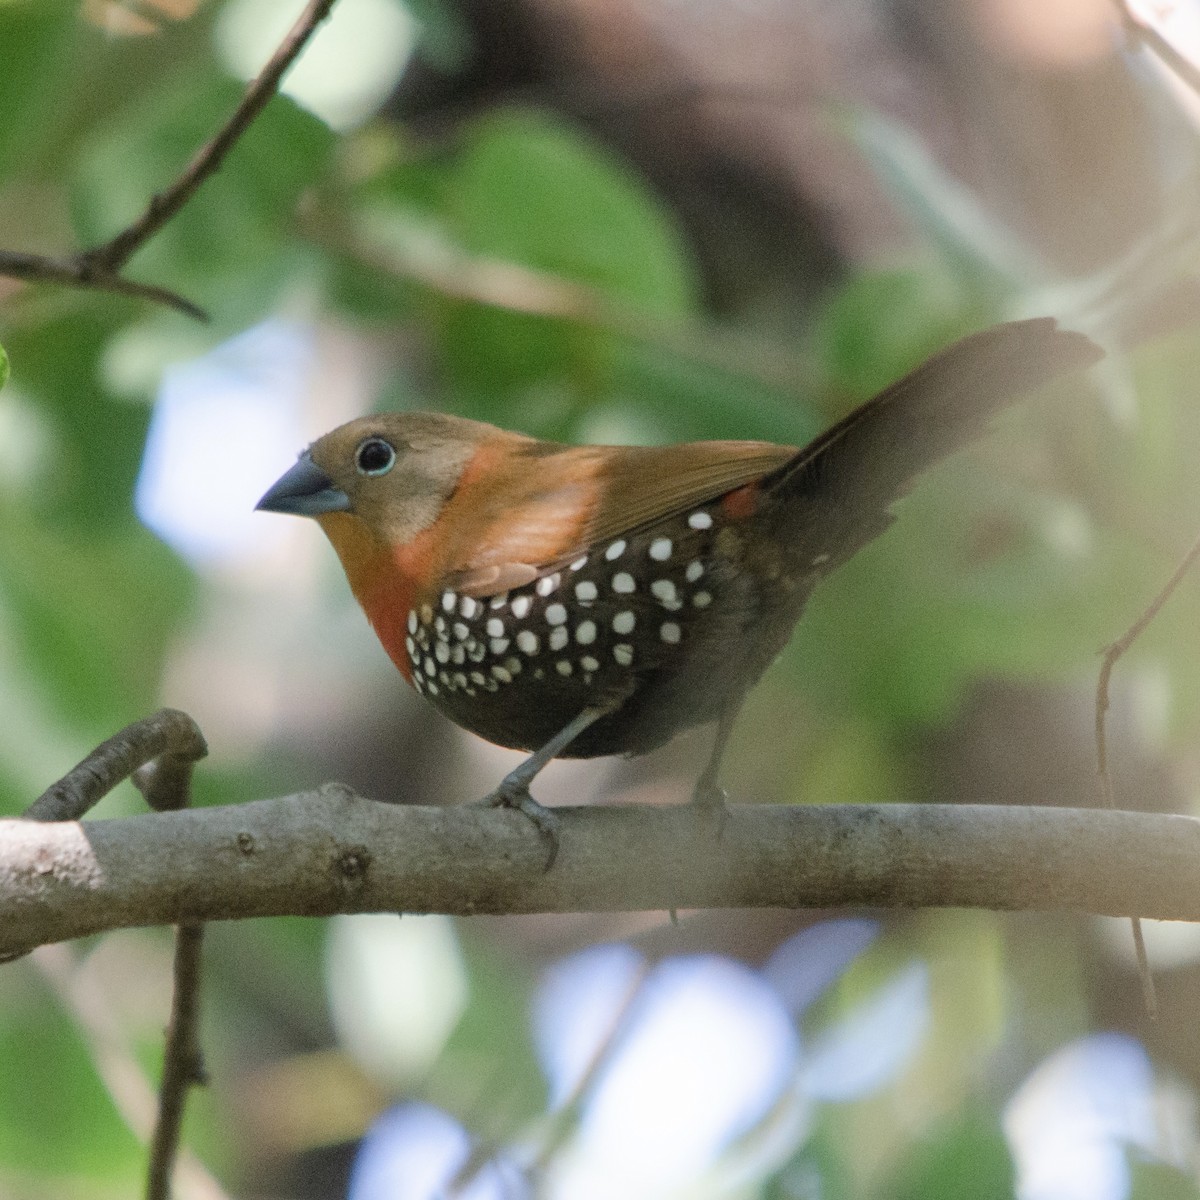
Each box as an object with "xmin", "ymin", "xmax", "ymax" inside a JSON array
[{"xmin": 441, "ymin": 440, "xmax": 795, "ymax": 597}]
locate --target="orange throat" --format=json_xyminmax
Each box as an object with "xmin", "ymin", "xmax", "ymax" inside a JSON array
[{"xmin": 316, "ymin": 512, "xmax": 428, "ymax": 685}]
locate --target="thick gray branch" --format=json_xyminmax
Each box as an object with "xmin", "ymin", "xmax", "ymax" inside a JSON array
[{"xmin": 2, "ymin": 789, "xmax": 1198, "ymax": 954}]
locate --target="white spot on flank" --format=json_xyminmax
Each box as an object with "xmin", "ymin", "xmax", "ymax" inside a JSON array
[
  {"xmin": 492, "ymin": 665, "xmax": 512, "ymax": 683},
  {"xmin": 581, "ymin": 655, "xmax": 600, "ymax": 672},
  {"xmin": 549, "ymin": 626, "xmax": 569, "ymax": 651},
  {"xmin": 686, "ymin": 560, "xmax": 704, "ymax": 583},
  {"xmin": 434, "ymin": 616, "xmax": 447, "ymax": 635},
  {"xmin": 453, "ymin": 622, "xmax": 469, "ymax": 641},
  {"xmin": 571, "ymin": 556, "xmax": 588, "ymax": 571},
  {"xmin": 545, "ymin": 603, "xmax": 568, "ymax": 626},
  {"xmin": 537, "ymin": 574, "xmax": 561, "ymax": 596},
  {"xmin": 405, "ymin": 636, "xmax": 416, "ymax": 657},
  {"xmin": 489, "ymin": 637, "xmax": 510, "ymax": 655},
  {"xmin": 575, "ymin": 581, "xmax": 598, "ymax": 603},
  {"xmin": 442, "ymin": 591, "xmax": 457, "ymax": 613},
  {"xmin": 486, "ymin": 617, "xmax": 505, "ymax": 638},
  {"xmin": 613, "ymin": 643, "xmax": 634, "ymax": 666},
  {"xmin": 613, "ymin": 572, "xmax": 635, "ymax": 594},
  {"xmin": 505, "ymin": 657, "xmax": 523, "ymax": 675},
  {"xmin": 693, "ymin": 591, "xmax": 712, "ymax": 608},
  {"xmin": 460, "ymin": 596, "xmax": 479, "ymax": 619},
  {"xmin": 511, "ymin": 595, "xmax": 532, "ymax": 619},
  {"xmin": 427, "ymin": 681, "xmax": 439, "ymax": 695},
  {"xmin": 661, "ymin": 622, "xmax": 682, "ymax": 644},
  {"xmin": 424, "ymin": 658, "xmax": 436, "ymax": 676},
  {"xmin": 516, "ymin": 630, "xmax": 540, "ymax": 655},
  {"xmin": 811, "ymin": 552, "xmax": 830, "ymax": 566},
  {"xmin": 556, "ymin": 660, "xmax": 573, "ymax": 676},
  {"xmin": 470, "ymin": 671, "xmax": 487, "ymax": 686},
  {"xmin": 453, "ymin": 673, "xmax": 468, "ymax": 689},
  {"xmin": 420, "ymin": 604, "xmax": 433, "ymax": 624},
  {"xmin": 576, "ymin": 620, "xmax": 597, "ymax": 645},
  {"xmin": 612, "ymin": 611, "xmax": 636, "ymax": 635},
  {"xmin": 488, "ymin": 593, "xmax": 508, "ymax": 610},
  {"xmin": 651, "ymin": 579, "xmax": 677, "ymax": 605},
  {"xmin": 688, "ymin": 510, "xmax": 713, "ymax": 530},
  {"xmin": 435, "ymin": 642, "xmax": 450, "ymax": 663},
  {"xmin": 649, "ymin": 537, "xmax": 672, "ymax": 561},
  {"xmin": 451, "ymin": 645, "xmax": 465, "ymax": 665},
  {"xmin": 407, "ymin": 610, "xmax": 418, "ymax": 634},
  {"xmin": 605, "ymin": 539, "xmax": 627, "ymax": 561}
]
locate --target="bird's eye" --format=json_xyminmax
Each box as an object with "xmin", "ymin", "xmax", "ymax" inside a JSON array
[{"xmin": 355, "ymin": 437, "xmax": 396, "ymax": 477}]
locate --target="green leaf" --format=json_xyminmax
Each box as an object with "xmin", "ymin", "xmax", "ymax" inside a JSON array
[
  {"xmin": 1129, "ymin": 1157, "xmax": 1200, "ymax": 1200},
  {"xmin": 887, "ymin": 1109, "xmax": 1014, "ymax": 1200},
  {"xmin": 0, "ymin": 505, "xmax": 192, "ymax": 733},
  {"xmin": 451, "ymin": 109, "xmax": 695, "ymax": 314},
  {"xmin": 0, "ymin": 967, "xmax": 141, "ymax": 1180},
  {"xmin": 0, "ymin": 1, "xmax": 79, "ymax": 183},
  {"xmin": 0, "ymin": 342, "xmax": 8, "ymax": 392}
]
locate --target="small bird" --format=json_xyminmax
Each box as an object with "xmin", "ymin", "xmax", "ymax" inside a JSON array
[{"xmin": 258, "ymin": 318, "xmax": 1100, "ymax": 857}]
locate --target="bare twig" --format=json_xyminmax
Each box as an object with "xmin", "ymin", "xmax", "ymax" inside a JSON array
[
  {"xmin": 0, "ymin": 250, "xmax": 207, "ymax": 319},
  {"xmin": 0, "ymin": 0, "xmax": 340, "ymax": 320},
  {"xmin": 18, "ymin": 709, "xmax": 211, "ymax": 1200},
  {"xmin": 146, "ymin": 924, "xmax": 207, "ymax": 1200},
  {"xmin": 33, "ymin": 943, "xmax": 230, "ymax": 1200},
  {"xmin": 1095, "ymin": 530, "xmax": 1200, "ymax": 1020},
  {"xmin": 24, "ymin": 707, "xmax": 207, "ymax": 822},
  {"xmin": 299, "ymin": 205, "xmax": 819, "ymax": 398}
]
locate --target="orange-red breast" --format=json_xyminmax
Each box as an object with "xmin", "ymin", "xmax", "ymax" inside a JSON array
[{"xmin": 258, "ymin": 318, "xmax": 1100, "ymax": 856}]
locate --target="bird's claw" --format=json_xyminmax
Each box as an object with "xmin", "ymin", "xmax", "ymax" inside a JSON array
[{"xmin": 480, "ymin": 783, "xmax": 561, "ymax": 870}]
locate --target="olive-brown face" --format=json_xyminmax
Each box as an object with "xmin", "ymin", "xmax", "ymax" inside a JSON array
[{"xmin": 258, "ymin": 412, "xmax": 498, "ymax": 548}]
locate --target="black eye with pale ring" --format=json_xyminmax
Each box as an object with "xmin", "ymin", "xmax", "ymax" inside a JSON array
[{"xmin": 355, "ymin": 437, "xmax": 396, "ymax": 477}]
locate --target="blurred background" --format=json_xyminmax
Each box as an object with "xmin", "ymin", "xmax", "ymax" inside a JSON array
[{"xmin": 4, "ymin": 0, "xmax": 1200, "ymax": 1196}]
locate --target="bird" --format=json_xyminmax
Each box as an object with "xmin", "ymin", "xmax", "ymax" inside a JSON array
[{"xmin": 257, "ymin": 318, "xmax": 1101, "ymax": 860}]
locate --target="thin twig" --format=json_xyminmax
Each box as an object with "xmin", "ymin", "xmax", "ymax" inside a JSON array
[
  {"xmin": 18, "ymin": 709, "xmax": 211, "ymax": 1200},
  {"xmin": 0, "ymin": 0, "xmax": 340, "ymax": 320},
  {"xmin": 1095, "ymin": 529, "xmax": 1200, "ymax": 1020},
  {"xmin": 448, "ymin": 958, "xmax": 651, "ymax": 1196},
  {"xmin": 33, "ymin": 944, "xmax": 230, "ymax": 1200},
  {"xmin": 0, "ymin": 250, "xmax": 207, "ymax": 319},
  {"xmin": 300, "ymin": 204, "xmax": 818, "ymax": 398},
  {"xmin": 145, "ymin": 924, "xmax": 207, "ymax": 1200}
]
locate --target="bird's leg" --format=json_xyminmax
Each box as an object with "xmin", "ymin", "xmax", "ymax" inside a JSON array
[
  {"xmin": 476, "ymin": 700, "xmax": 619, "ymax": 868},
  {"xmin": 691, "ymin": 698, "xmax": 744, "ymax": 832}
]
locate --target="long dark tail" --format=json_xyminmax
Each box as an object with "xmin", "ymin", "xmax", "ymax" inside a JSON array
[{"xmin": 766, "ymin": 317, "xmax": 1102, "ymax": 567}]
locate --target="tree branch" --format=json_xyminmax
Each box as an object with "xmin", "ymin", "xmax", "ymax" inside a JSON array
[
  {"xmin": 0, "ymin": 0, "xmax": 340, "ymax": 320},
  {"xmin": 4, "ymin": 790, "xmax": 1199, "ymax": 955}
]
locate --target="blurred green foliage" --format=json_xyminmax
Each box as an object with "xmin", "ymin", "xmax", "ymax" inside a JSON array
[{"xmin": 2, "ymin": 2, "xmax": 1199, "ymax": 1198}]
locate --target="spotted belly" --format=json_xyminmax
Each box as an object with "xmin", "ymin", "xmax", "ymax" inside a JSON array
[{"xmin": 402, "ymin": 505, "xmax": 741, "ymax": 755}]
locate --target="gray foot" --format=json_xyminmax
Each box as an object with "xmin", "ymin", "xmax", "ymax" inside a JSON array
[{"xmin": 481, "ymin": 782, "xmax": 561, "ymax": 869}]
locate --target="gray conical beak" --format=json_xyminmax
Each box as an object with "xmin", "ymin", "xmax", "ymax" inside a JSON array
[{"xmin": 256, "ymin": 453, "xmax": 351, "ymax": 517}]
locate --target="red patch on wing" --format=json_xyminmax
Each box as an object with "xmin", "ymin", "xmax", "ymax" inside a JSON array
[{"xmin": 720, "ymin": 483, "xmax": 759, "ymax": 520}]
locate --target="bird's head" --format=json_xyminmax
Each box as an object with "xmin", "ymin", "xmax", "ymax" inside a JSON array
[{"xmin": 257, "ymin": 412, "xmax": 507, "ymax": 548}]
